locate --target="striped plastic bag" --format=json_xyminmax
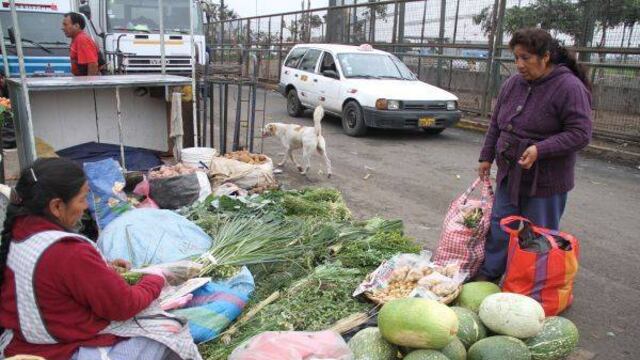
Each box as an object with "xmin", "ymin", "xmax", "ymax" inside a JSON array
[{"xmin": 500, "ymin": 216, "xmax": 580, "ymax": 316}]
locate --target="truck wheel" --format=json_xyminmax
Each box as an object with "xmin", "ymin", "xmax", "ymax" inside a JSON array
[
  {"xmin": 342, "ymin": 101, "xmax": 368, "ymax": 137},
  {"xmin": 422, "ymin": 128, "xmax": 445, "ymax": 135},
  {"xmin": 287, "ymin": 89, "xmax": 304, "ymax": 117}
]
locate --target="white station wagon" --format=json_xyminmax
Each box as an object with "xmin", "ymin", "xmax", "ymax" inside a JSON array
[{"xmin": 278, "ymin": 44, "xmax": 462, "ymax": 136}]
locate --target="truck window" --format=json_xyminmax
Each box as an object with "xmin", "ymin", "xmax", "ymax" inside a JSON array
[
  {"xmin": 107, "ymin": 0, "xmax": 203, "ymax": 34},
  {"xmin": 284, "ymin": 48, "xmax": 307, "ymax": 68},
  {"xmin": 0, "ymin": 12, "xmax": 69, "ymax": 48},
  {"xmin": 298, "ymin": 49, "xmax": 322, "ymax": 72}
]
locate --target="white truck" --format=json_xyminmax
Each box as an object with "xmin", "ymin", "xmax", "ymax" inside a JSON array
[{"xmin": 79, "ymin": 0, "xmax": 206, "ymax": 74}]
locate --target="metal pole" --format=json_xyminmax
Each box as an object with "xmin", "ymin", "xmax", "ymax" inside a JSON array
[
  {"xmin": 491, "ymin": 0, "xmax": 507, "ymax": 97},
  {"xmin": 448, "ymin": 0, "xmax": 461, "ymax": 89},
  {"xmin": 159, "ymin": 0, "xmax": 166, "ymax": 75},
  {"xmin": 481, "ymin": 0, "xmax": 500, "ymax": 117},
  {"xmin": 249, "ymin": 55, "xmax": 258, "ymax": 152},
  {"xmin": 278, "ymin": 15, "xmax": 284, "ymax": 82},
  {"xmin": 190, "ymin": 0, "xmax": 198, "ymax": 147},
  {"xmin": 233, "ymin": 82, "xmax": 242, "ymax": 151},
  {"xmin": 436, "ymin": 0, "xmax": 446, "ymax": 87},
  {"xmin": 115, "ymin": 87, "xmax": 126, "ymax": 170},
  {"xmin": 417, "ymin": 0, "xmax": 427, "ymax": 80},
  {"xmin": 9, "ymin": 0, "xmax": 36, "ymax": 165},
  {"xmin": 0, "ymin": 16, "xmax": 11, "ymax": 78}
]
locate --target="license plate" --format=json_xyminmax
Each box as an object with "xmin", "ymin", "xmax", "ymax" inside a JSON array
[
  {"xmin": 150, "ymin": 59, "xmax": 167, "ymax": 65},
  {"xmin": 419, "ymin": 117, "xmax": 435, "ymax": 127}
]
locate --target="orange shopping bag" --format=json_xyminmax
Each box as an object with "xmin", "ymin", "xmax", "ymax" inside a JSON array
[{"xmin": 500, "ymin": 216, "xmax": 580, "ymax": 316}]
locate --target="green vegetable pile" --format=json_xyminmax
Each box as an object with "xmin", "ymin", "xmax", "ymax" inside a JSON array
[{"xmin": 183, "ymin": 188, "xmax": 420, "ymax": 359}]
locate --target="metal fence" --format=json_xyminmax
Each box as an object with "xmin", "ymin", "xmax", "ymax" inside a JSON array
[{"xmin": 205, "ymin": 0, "xmax": 640, "ymax": 142}]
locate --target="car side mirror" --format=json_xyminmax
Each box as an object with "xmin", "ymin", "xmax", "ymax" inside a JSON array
[{"xmin": 322, "ymin": 70, "xmax": 339, "ymax": 79}]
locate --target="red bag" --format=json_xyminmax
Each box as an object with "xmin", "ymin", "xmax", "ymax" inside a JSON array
[
  {"xmin": 434, "ymin": 178, "xmax": 493, "ymax": 279},
  {"xmin": 500, "ymin": 216, "xmax": 580, "ymax": 316}
]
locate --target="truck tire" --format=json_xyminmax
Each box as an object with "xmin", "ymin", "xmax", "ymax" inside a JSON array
[
  {"xmin": 342, "ymin": 101, "xmax": 368, "ymax": 137},
  {"xmin": 287, "ymin": 89, "xmax": 304, "ymax": 117}
]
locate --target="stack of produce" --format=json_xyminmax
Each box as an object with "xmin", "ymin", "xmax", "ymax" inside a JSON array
[
  {"xmin": 224, "ymin": 150, "xmax": 269, "ymax": 165},
  {"xmin": 149, "ymin": 163, "xmax": 198, "ymax": 178},
  {"xmin": 181, "ymin": 188, "xmax": 580, "ymax": 360}
]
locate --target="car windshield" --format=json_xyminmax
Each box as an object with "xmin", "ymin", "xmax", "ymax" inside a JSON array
[
  {"xmin": 0, "ymin": 11, "xmax": 69, "ymax": 47},
  {"xmin": 337, "ymin": 53, "xmax": 416, "ymax": 80},
  {"xmin": 107, "ymin": 0, "xmax": 203, "ymax": 34}
]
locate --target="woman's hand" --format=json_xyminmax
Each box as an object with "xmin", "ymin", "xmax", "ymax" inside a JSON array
[
  {"xmin": 478, "ymin": 161, "xmax": 492, "ymax": 180},
  {"xmin": 110, "ymin": 259, "xmax": 132, "ymax": 271},
  {"xmin": 518, "ymin": 145, "xmax": 538, "ymax": 170}
]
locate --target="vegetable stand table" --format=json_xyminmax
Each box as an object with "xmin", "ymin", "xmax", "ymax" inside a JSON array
[{"xmin": 7, "ymin": 74, "xmax": 192, "ymax": 169}]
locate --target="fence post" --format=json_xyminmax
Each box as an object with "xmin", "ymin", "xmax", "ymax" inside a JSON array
[
  {"xmin": 481, "ymin": 0, "xmax": 500, "ymax": 117},
  {"xmin": 490, "ymin": 0, "xmax": 507, "ymax": 100},
  {"xmin": 436, "ymin": 0, "xmax": 446, "ymax": 88},
  {"xmin": 278, "ymin": 15, "xmax": 284, "ymax": 82},
  {"xmin": 392, "ymin": 1, "xmax": 398, "ymax": 53},
  {"xmin": 368, "ymin": 0, "xmax": 376, "ymax": 43},
  {"xmin": 245, "ymin": 19, "xmax": 251, "ymax": 75},
  {"xmin": 267, "ymin": 17, "xmax": 272, "ymax": 81},
  {"xmin": 417, "ymin": 0, "xmax": 427, "ymax": 80}
]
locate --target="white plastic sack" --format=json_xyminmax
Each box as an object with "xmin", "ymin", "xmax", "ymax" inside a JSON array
[
  {"xmin": 229, "ymin": 331, "xmax": 353, "ymax": 360},
  {"xmin": 209, "ymin": 157, "xmax": 276, "ymax": 190}
]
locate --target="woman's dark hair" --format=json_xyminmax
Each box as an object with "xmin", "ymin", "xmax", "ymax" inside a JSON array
[
  {"xmin": 64, "ymin": 12, "xmax": 86, "ymax": 30},
  {"xmin": 0, "ymin": 158, "xmax": 86, "ymax": 322},
  {"xmin": 509, "ymin": 28, "xmax": 591, "ymax": 91}
]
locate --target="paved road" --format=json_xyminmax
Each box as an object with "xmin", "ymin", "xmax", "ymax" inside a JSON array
[{"xmin": 253, "ymin": 89, "xmax": 640, "ymax": 359}]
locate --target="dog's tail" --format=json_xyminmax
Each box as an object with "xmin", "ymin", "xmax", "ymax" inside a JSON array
[{"xmin": 313, "ymin": 105, "xmax": 324, "ymax": 136}]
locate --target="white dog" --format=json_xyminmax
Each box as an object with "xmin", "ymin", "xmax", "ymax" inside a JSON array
[{"xmin": 263, "ymin": 105, "xmax": 332, "ymax": 177}]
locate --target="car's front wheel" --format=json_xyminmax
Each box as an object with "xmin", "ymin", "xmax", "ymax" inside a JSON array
[
  {"xmin": 287, "ymin": 89, "xmax": 304, "ymax": 117},
  {"xmin": 342, "ymin": 101, "xmax": 368, "ymax": 137}
]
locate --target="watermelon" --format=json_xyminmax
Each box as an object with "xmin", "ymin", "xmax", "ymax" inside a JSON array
[
  {"xmin": 468, "ymin": 336, "xmax": 532, "ymax": 360},
  {"xmin": 479, "ymin": 293, "xmax": 545, "ymax": 339},
  {"xmin": 348, "ymin": 327, "xmax": 397, "ymax": 360},
  {"xmin": 457, "ymin": 282, "xmax": 501, "ymax": 313},
  {"xmin": 378, "ymin": 298, "xmax": 458, "ymax": 350},
  {"xmin": 525, "ymin": 317, "xmax": 579, "ymax": 360},
  {"xmin": 404, "ymin": 350, "xmax": 449, "ymax": 360},
  {"xmin": 440, "ymin": 337, "xmax": 466, "ymax": 360},
  {"xmin": 451, "ymin": 306, "xmax": 487, "ymax": 349}
]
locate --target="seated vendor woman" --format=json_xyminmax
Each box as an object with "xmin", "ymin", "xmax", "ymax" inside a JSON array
[{"xmin": 0, "ymin": 158, "xmax": 176, "ymax": 360}]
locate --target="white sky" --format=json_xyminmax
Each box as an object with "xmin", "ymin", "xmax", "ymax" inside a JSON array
[{"xmin": 224, "ymin": 0, "xmax": 329, "ymax": 18}]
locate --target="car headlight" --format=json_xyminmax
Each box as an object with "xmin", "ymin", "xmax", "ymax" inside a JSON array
[
  {"xmin": 387, "ymin": 100, "xmax": 400, "ymax": 110},
  {"xmin": 375, "ymin": 99, "xmax": 400, "ymax": 110},
  {"xmin": 447, "ymin": 101, "xmax": 457, "ymax": 110}
]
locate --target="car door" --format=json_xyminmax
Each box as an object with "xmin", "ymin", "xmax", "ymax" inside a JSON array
[
  {"xmin": 282, "ymin": 47, "xmax": 307, "ymax": 88},
  {"xmin": 315, "ymin": 51, "xmax": 342, "ymax": 113},
  {"xmin": 295, "ymin": 48, "xmax": 323, "ymax": 107}
]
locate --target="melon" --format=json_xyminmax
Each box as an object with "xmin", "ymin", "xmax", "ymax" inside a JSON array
[
  {"xmin": 378, "ymin": 298, "xmax": 458, "ymax": 350},
  {"xmin": 348, "ymin": 327, "xmax": 397, "ymax": 360},
  {"xmin": 479, "ymin": 293, "xmax": 545, "ymax": 339},
  {"xmin": 457, "ymin": 282, "xmax": 501, "ymax": 313},
  {"xmin": 404, "ymin": 350, "xmax": 449, "ymax": 360},
  {"xmin": 525, "ymin": 316, "xmax": 579, "ymax": 360},
  {"xmin": 468, "ymin": 336, "xmax": 532, "ymax": 360},
  {"xmin": 440, "ymin": 337, "xmax": 466, "ymax": 360},
  {"xmin": 451, "ymin": 306, "xmax": 487, "ymax": 349}
]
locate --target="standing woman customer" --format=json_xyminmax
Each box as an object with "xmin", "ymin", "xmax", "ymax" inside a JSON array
[{"xmin": 476, "ymin": 28, "xmax": 592, "ymax": 281}]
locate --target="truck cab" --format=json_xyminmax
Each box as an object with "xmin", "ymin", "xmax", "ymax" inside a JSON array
[
  {"xmin": 0, "ymin": 1, "xmax": 82, "ymax": 76},
  {"xmin": 83, "ymin": 0, "xmax": 206, "ymax": 74}
]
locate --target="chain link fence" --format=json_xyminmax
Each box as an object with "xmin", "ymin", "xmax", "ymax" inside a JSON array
[{"xmin": 206, "ymin": 0, "xmax": 640, "ymax": 142}]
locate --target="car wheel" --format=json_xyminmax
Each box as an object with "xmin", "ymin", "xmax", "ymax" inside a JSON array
[
  {"xmin": 287, "ymin": 89, "xmax": 304, "ymax": 117},
  {"xmin": 342, "ymin": 101, "xmax": 368, "ymax": 137},
  {"xmin": 422, "ymin": 128, "xmax": 445, "ymax": 135}
]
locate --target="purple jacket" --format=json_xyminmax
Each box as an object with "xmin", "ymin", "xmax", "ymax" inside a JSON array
[{"xmin": 479, "ymin": 65, "xmax": 592, "ymax": 204}]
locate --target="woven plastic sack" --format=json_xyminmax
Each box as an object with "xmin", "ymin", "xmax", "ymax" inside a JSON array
[
  {"xmin": 433, "ymin": 178, "xmax": 493, "ymax": 279},
  {"xmin": 84, "ymin": 159, "xmax": 133, "ymax": 230},
  {"xmin": 501, "ymin": 216, "xmax": 580, "ymax": 316}
]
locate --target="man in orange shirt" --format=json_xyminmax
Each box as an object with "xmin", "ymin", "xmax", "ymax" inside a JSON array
[{"xmin": 62, "ymin": 12, "xmax": 100, "ymax": 76}]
